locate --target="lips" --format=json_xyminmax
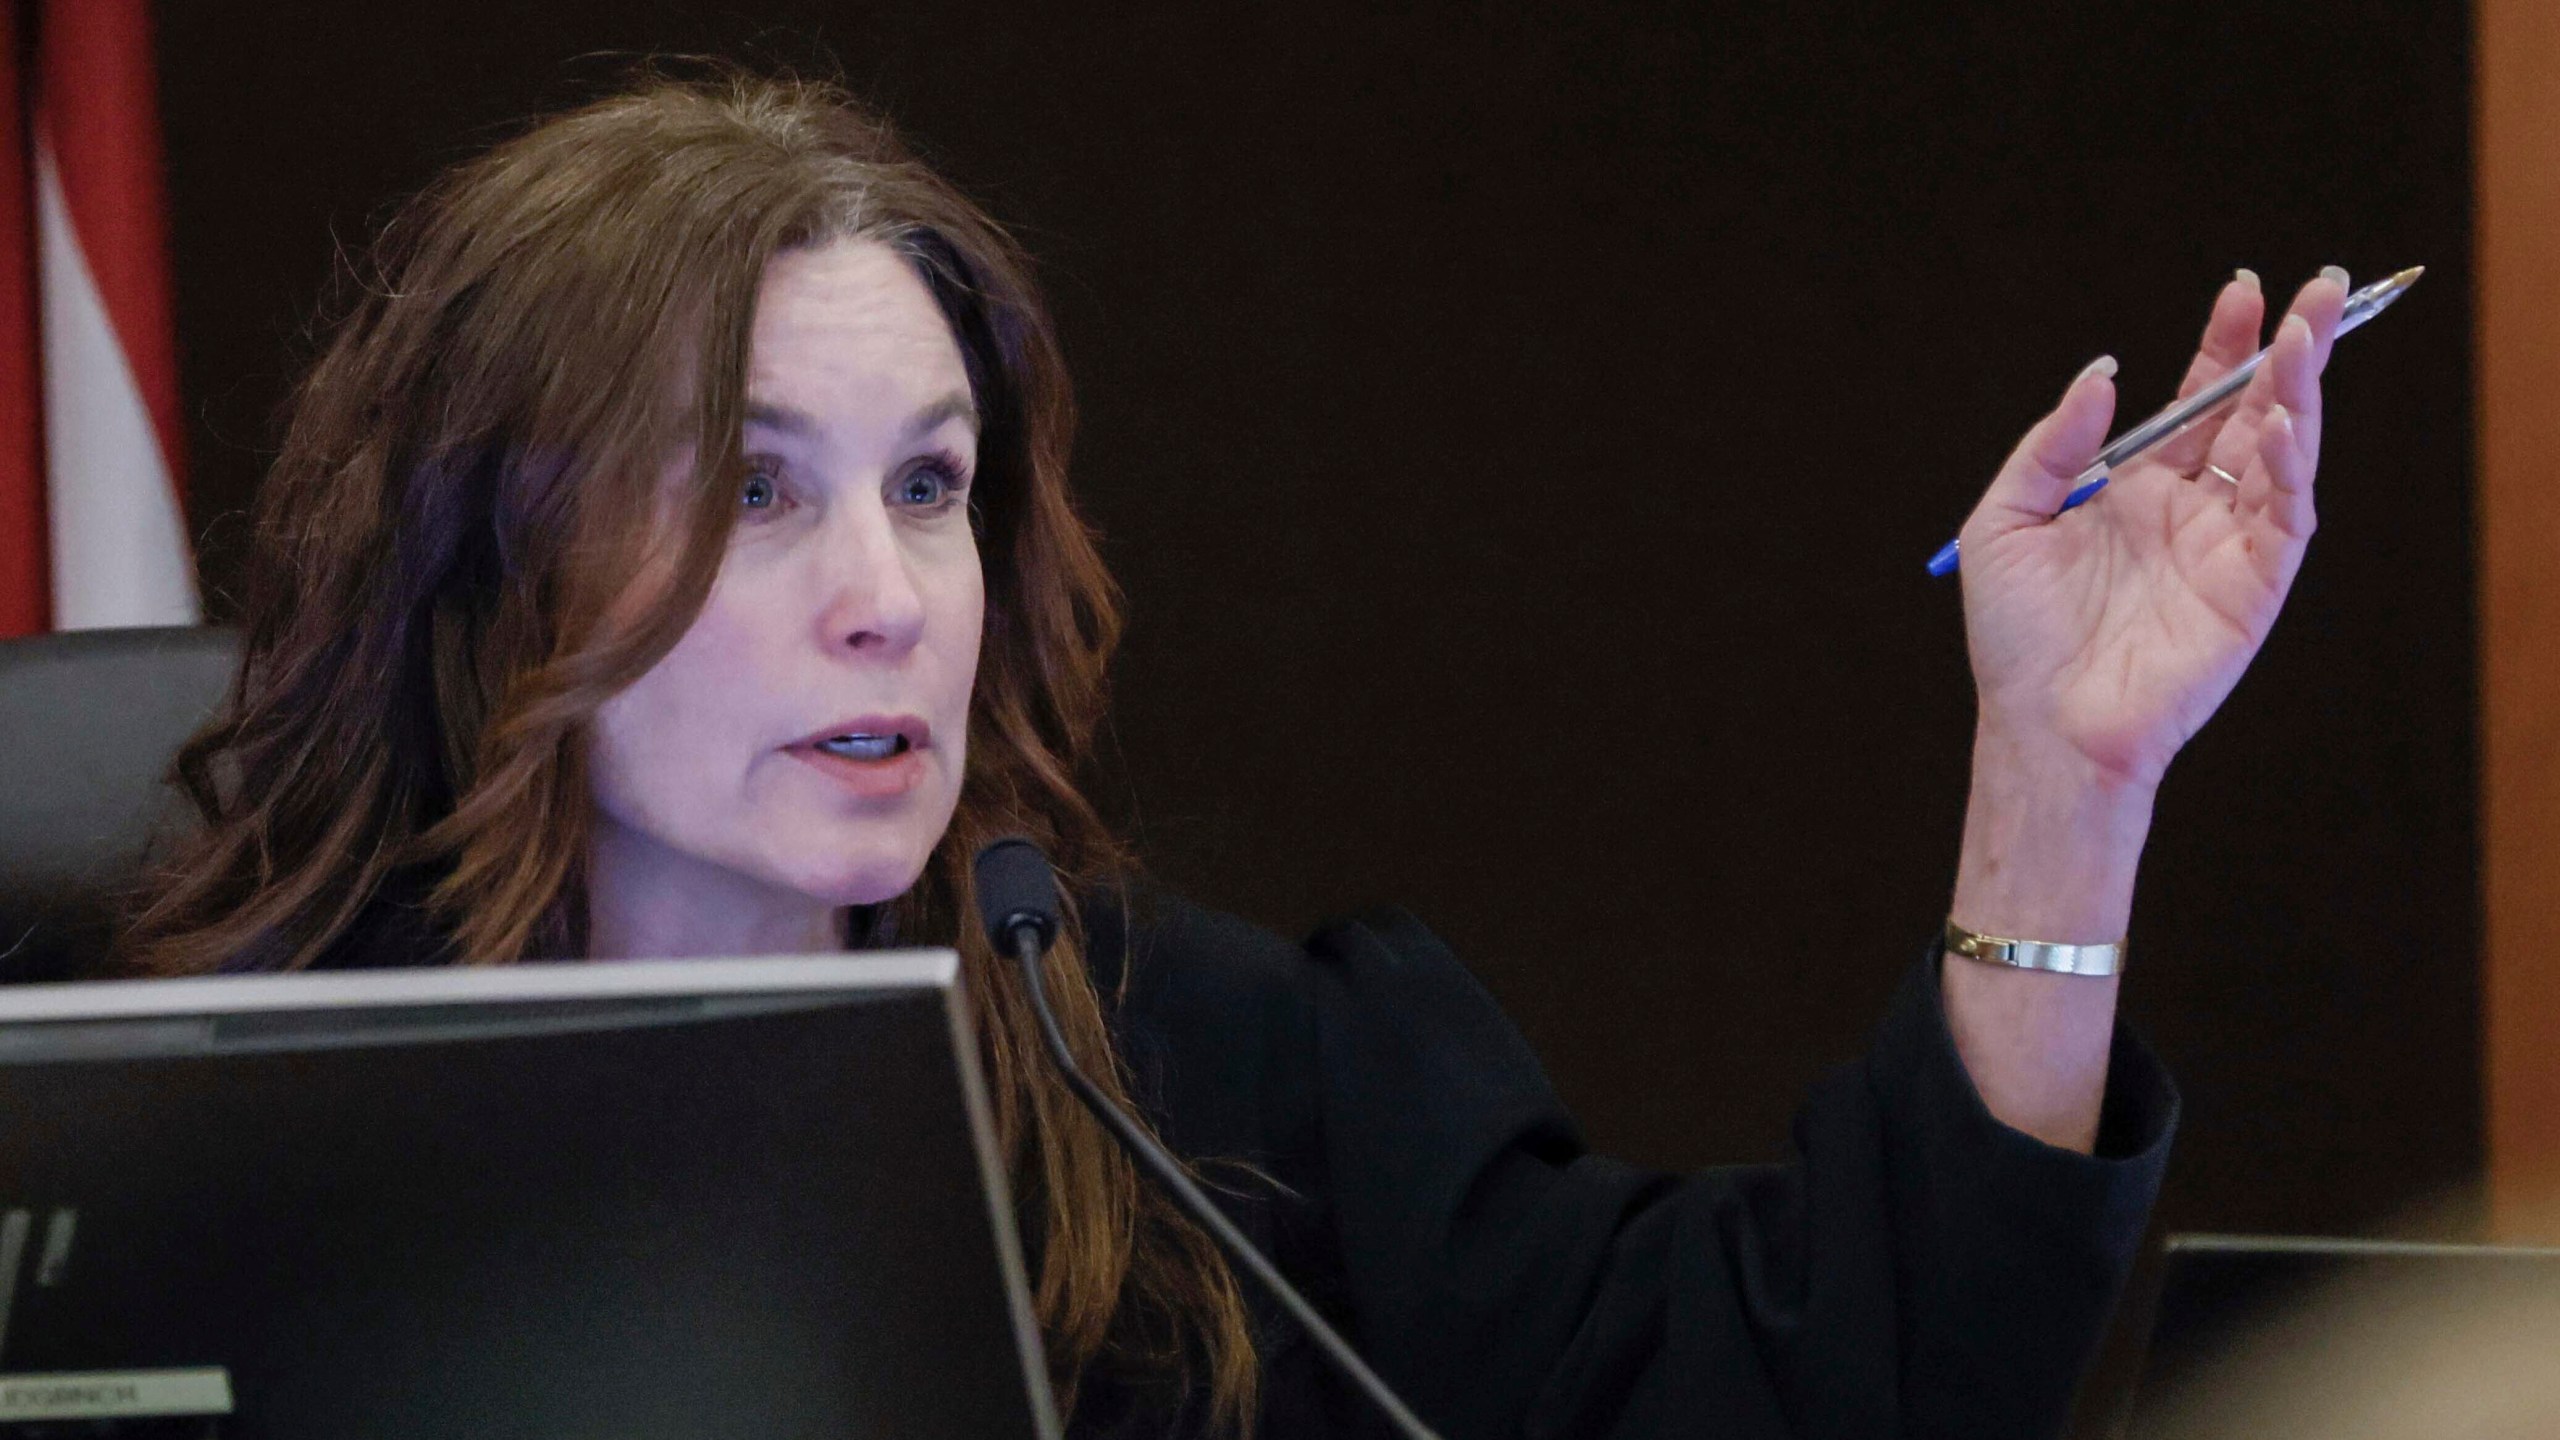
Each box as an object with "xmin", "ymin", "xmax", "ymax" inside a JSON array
[
  {"xmin": 814, "ymin": 732, "xmax": 910, "ymax": 761},
  {"xmin": 789, "ymin": 715, "xmax": 931, "ymax": 753},
  {"xmin": 784, "ymin": 715, "xmax": 932, "ymax": 799}
]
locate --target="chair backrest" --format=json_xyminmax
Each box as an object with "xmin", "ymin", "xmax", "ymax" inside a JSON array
[{"xmin": 0, "ymin": 626, "xmax": 240, "ymax": 980}]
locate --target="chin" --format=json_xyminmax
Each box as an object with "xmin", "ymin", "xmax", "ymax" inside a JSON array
[
  {"xmin": 742, "ymin": 774, "xmax": 966, "ymax": 911},
  {"xmin": 775, "ymin": 843, "xmax": 938, "ymax": 908},
  {"xmin": 753, "ymin": 801, "xmax": 954, "ymax": 908}
]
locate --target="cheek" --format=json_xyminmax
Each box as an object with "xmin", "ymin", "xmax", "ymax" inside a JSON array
[
  {"xmin": 950, "ymin": 559, "xmax": 986, "ymax": 674},
  {"xmin": 589, "ymin": 589, "xmax": 772, "ymax": 817},
  {"xmin": 936, "ymin": 549, "xmax": 988, "ymax": 736}
]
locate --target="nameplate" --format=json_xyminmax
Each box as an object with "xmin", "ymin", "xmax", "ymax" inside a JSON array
[{"xmin": 0, "ymin": 1367, "xmax": 234, "ymax": 1420}]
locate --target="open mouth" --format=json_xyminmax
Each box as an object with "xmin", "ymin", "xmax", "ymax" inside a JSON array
[{"xmin": 812, "ymin": 732, "xmax": 914, "ymax": 762}]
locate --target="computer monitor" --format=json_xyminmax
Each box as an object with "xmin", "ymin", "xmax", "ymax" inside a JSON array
[
  {"xmin": 2123, "ymin": 1232, "xmax": 2560, "ymax": 1439},
  {"xmin": 0, "ymin": 953, "xmax": 1059, "ymax": 1439}
]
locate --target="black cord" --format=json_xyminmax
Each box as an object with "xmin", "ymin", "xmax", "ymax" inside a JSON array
[{"xmin": 1006, "ymin": 923, "xmax": 1445, "ymax": 1440}]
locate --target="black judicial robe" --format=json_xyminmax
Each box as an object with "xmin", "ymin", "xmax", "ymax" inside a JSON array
[
  {"xmin": 1067, "ymin": 889, "xmax": 2173, "ymax": 1440},
  {"xmin": 321, "ymin": 881, "xmax": 2175, "ymax": 1439}
]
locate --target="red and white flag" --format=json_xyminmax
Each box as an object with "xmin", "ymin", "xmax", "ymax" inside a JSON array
[{"xmin": 0, "ymin": 0, "xmax": 196, "ymax": 638}]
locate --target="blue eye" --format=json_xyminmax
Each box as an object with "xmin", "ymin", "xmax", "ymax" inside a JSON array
[
  {"xmin": 895, "ymin": 460, "xmax": 969, "ymax": 510},
  {"xmin": 741, "ymin": 470, "xmax": 780, "ymax": 511}
]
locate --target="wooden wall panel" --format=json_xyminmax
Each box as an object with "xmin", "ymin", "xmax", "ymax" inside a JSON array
[{"xmin": 2480, "ymin": 0, "xmax": 2560, "ymax": 1240}]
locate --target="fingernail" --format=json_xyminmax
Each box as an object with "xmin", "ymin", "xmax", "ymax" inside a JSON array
[
  {"xmin": 2267, "ymin": 402, "xmax": 2291, "ymax": 433},
  {"xmin": 2321, "ymin": 264, "xmax": 2350, "ymax": 289},
  {"xmin": 2074, "ymin": 354, "xmax": 2119, "ymax": 386},
  {"xmin": 2233, "ymin": 267, "xmax": 2261, "ymax": 293},
  {"xmin": 2283, "ymin": 313, "xmax": 2312, "ymax": 341}
]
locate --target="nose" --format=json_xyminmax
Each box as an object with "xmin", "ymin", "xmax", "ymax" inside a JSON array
[{"xmin": 813, "ymin": 495, "xmax": 927, "ymax": 659}]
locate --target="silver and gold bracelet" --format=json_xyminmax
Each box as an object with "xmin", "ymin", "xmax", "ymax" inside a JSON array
[{"xmin": 1943, "ymin": 919, "xmax": 2126, "ymax": 977}]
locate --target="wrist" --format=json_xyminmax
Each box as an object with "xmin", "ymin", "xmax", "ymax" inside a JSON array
[{"xmin": 1951, "ymin": 720, "xmax": 2156, "ymax": 944}]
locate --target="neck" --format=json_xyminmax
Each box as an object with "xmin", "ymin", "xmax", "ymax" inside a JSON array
[{"xmin": 587, "ymin": 821, "xmax": 845, "ymax": 961}]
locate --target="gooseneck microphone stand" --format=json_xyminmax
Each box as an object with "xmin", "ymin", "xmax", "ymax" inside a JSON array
[{"xmin": 972, "ymin": 838, "xmax": 1445, "ymax": 1440}]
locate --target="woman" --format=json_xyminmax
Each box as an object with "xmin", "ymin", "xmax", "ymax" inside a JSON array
[{"xmin": 124, "ymin": 70, "xmax": 2345, "ymax": 1438}]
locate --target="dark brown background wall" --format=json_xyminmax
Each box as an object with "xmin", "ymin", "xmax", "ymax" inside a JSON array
[{"xmin": 150, "ymin": 0, "xmax": 2476, "ymax": 1414}]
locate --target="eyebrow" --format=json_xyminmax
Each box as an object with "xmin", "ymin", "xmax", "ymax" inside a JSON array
[
  {"xmin": 743, "ymin": 393, "xmax": 982, "ymax": 442},
  {"xmin": 903, "ymin": 393, "xmax": 982, "ymax": 440}
]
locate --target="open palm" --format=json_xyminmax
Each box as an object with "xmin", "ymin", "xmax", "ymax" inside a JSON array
[{"xmin": 1959, "ymin": 272, "xmax": 2350, "ymax": 790}]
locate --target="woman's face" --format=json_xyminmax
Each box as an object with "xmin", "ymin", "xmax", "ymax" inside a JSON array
[{"xmin": 589, "ymin": 238, "xmax": 986, "ymax": 915}]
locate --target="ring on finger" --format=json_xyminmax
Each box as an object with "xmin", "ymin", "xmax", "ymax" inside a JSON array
[{"xmin": 2201, "ymin": 462, "xmax": 2242, "ymax": 487}]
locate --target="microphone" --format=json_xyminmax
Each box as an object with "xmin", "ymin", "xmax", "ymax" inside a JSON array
[{"xmin": 971, "ymin": 838, "xmax": 1444, "ymax": 1440}]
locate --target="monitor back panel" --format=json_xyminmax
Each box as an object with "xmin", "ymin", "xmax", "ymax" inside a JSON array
[
  {"xmin": 2124, "ymin": 1235, "xmax": 2560, "ymax": 1439},
  {"xmin": 0, "ymin": 990, "xmax": 1052, "ymax": 1439}
]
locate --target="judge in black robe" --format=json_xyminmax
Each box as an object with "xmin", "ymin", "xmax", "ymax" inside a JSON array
[{"xmin": 320, "ymin": 877, "xmax": 2172, "ymax": 1439}]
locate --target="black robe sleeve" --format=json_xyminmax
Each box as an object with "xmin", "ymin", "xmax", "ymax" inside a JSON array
[{"xmin": 1284, "ymin": 904, "xmax": 2175, "ymax": 1440}]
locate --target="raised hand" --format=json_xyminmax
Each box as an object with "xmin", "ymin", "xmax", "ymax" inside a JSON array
[
  {"xmin": 1939, "ymin": 270, "xmax": 2351, "ymax": 1153},
  {"xmin": 1958, "ymin": 270, "xmax": 2350, "ymax": 791}
]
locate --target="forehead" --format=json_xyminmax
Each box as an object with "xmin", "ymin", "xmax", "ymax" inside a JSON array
[{"xmin": 747, "ymin": 238, "xmax": 970, "ymax": 414}]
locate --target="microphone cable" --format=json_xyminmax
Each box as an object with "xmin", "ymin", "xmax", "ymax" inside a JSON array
[{"xmin": 972, "ymin": 836, "xmax": 1444, "ymax": 1440}]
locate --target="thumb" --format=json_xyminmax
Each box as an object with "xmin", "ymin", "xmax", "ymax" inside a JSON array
[{"xmin": 1967, "ymin": 356, "xmax": 2118, "ymax": 545}]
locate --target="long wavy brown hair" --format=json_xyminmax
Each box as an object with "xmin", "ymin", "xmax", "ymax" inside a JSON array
[{"xmin": 121, "ymin": 67, "xmax": 1256, "ymax": 1431}]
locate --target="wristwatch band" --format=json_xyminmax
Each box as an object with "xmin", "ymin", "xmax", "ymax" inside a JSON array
[{"xmin": 1942, "ymin": 919, "xmax": 2125, "ymax": 977}]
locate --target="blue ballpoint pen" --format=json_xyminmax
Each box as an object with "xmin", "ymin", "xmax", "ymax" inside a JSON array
[{"xmin": 1924, "ymin": 266, "xmax": 2424, "ymax": 577}]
